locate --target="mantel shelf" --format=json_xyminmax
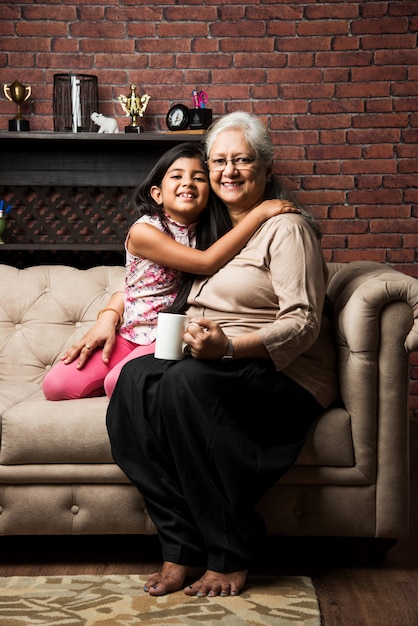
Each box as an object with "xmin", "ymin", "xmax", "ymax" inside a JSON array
[
  {"xmin": 0, "ymin": 131, "xmax": 205, "ymax": 187},
  {"xmin": 0, "ymin": 130, "xmax": 205, "ymax": 143},
  {"xmin": 0, "ymin": 244, "xmax": 124, "ymax": 251},
  {"xmin": 0, "ymin": 131, "xmax": 202, "ymax": 267}
]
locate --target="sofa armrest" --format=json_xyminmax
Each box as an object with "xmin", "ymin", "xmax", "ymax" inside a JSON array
[
  {"xmin": 327, "ymin": 261, "xmax": 418, "ymax": 354},
  {"xmin": 326, "ymin": 261, "xmax": 417, "ymax": 535}
]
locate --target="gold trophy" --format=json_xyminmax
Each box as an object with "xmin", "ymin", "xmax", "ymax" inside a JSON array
[
  {"xmin": 3, "ymin": 79, "xmax": 32, "ymax": 131},
  {"xmin": 117, "ymin": 84, "xmax": 150, "ymax": 133}
]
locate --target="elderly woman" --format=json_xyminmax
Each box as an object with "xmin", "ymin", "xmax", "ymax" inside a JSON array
[{"xmin": 106, "ymin": 111, "xmax": 338, "ymax": 597}]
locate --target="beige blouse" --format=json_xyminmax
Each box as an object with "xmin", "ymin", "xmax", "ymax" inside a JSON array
[{"xmin": 186, "ymin": 213, "xmax": 339, "ymax": 408}]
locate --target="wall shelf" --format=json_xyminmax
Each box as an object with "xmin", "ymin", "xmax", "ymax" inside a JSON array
[
  {"xmin": 0, "ymin": 131, "xmax": 204, "ymax": 267},
  {"xmin": 0, "ymin": 131, "xmax": 205, "ymax": 186}
]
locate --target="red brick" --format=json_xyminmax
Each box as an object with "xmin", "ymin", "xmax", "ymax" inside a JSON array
[
  {"xmin": 6, "ymin": 53, "xmax": 35, "ymax": 68},
  {"xmin": 53, "ymin": 39, "xmax": 80, "ymax": 54},
  {"xmin": 0, "ymin": 5, "xmax": 21, "ymax": 20},
  {"xmin": 363, "ymin": 145, "xmax": 394, "ymax": 159},
  {"xmin": 22, "ymin": 6, "xmax": 77, "ymax": 21},
  {"xmin": 352, "ymin": 66, "xmax": 407, "ymax": 81},
  {"xmin": 275, "ymin": 37, "xmax": 331, "ymax": 52},
  {"xmin": 315, "ymin": 162, "xmax": 342, "ymax": 175},
  {"xmin": 347, "ymin": 129, "xmax": 401, "ymax": 144},
  {"xmin": 234, "ymin": 52, "xmax": 287, "ymax": 68},
  {"xmin": 303, "ymin": 176, "xmax": 354, "ymax": 190},
  {"xmin": 357, "ymin": 205, "xmax": 411, "ymax": 218},
  {"xmin": 371, "ymin": 218, "xmax": 417, "ymax": 234},
  {"xmin": 348, "ymin": 190, "xmax": 402, "ymax": 204},
  {"xmin": 307, "ymin": 146, "xmax": 362, "ymax": 160},
  {"xmin": 321, "ymin": 219, "xmax": 368, "ymax": 235},
  {"xmin": 315, "ymin": 51, "xmax": 373, "ymax": 67},
  {"xmin": 349, "ymin": 234, "xmax": 403, "ymax": 248},
  {"xmin": 16, "ymin": 22, "xmax": 68, "ymax": 37},
  {"xmin": 375, "ymin": 49, "xmax": 418, "ymax": 65},
  {"xmin": 395, "ymin": 98, "xmax": 418, "ymax": 113},
  {"xmin": 165, "ymin": 7, "xmax": 217, "ymax": 21},
  {"xmin": 329, "ymin": 206, "xmax": 356, "ymax": 219},
  {"xmin": 336, "ymin": 83, "xmax": 390, "ymax": 98},
  {"xmin": 399, "ymin": 160, "xmax": 418, "ymax": 173},
  {"xmin": 219, "ymin": 7, "xmax": 246, "ymax": 21},
  {"xmin": 105, "ymin": 7, "xmax": 162, "ymax": 22},
  {"xmin": 247, "ymin": 5, "xmax": 302, "ymax": 20},
  {"xmin": 352, "ymin": 17, "xmax": 409, "ymax": 34},
  {"xmin": 70, "ymin": 22, "xmax": 126, "ymax": 38},
  {"xmin": 298, "ymin": 190, "xmax": 346, "ymax": 206},
  {"xmin": 388, "ymin": 249, "xmax": 415, "ymax": 263},
  {"xmin": 390, "ymin": 2, "xmax": 418, "ymax": 17},
  {"xmin": 366, "ymin": 101, "xmax": 393, "ymax": 114},
  {"xmin": 342, "ymin": 160, "xmax": 397, "ymax": 175},
  {"xmin": 157, "ymin": 23, "xmax": 208, "ymax": 38},
  {"xmin": 81, "ymin": 40, "xmax": 134, "ymax": 54},
  {"xmin": 384, "ymin": 174, "xmax": 418, "ymax": 188},
  {"xmin": 306, "ymin": 4, "xmax": 359, "ymax": 19},
  {"xmin": 362, "ymin": 34, "xmax": 416, "ymax": 49},
  {"xmin": 332, "ymin": 36, "xmax": 360, "ymax": 51},
  {"xmin": 332, "ymin": 249, "xmax": 387, "ymax": 263},
  {"xmin": 297, "ymin": 21, "xmax": 350, "ymax": 37}
]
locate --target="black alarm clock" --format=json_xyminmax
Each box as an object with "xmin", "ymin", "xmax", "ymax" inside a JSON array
[{"xmin": 166, "ymin": 104, "xmax": 190, "ymax": 131}]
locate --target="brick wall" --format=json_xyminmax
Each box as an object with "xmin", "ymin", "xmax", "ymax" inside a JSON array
[{"xmin": 1, "ymin": 0, "xmax": 418, "ymax": 416}]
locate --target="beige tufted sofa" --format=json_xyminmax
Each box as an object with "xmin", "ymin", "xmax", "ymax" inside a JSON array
[{"xmin": 0, "ymin": 261, "xmax": 417, "ymax": 543}]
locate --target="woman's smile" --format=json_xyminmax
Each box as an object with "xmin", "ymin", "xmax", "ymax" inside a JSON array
[{"xmin": 208, "ymin": 129, "xmax": 269, "ymax": 219}]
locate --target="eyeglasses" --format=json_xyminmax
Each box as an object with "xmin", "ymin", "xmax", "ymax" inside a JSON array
[{"xmin": 206, "ymin": 156, "xmax": 258, "ymax": 171}]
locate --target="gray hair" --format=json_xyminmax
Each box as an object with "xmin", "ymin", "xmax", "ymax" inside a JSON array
[
  {"xmin": 205, "ymin": 111, "xmax": 274, "ymax": 164},
  {"xmin": 204, "ymin": 111, "xmax": 322, "ymax": 239}
]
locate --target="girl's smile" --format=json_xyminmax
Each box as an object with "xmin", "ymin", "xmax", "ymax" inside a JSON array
[{"xmin": 150, "ymin": 156, "xmax": 209, "ymax": 225}]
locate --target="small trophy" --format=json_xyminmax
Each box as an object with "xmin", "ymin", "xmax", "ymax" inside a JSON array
[
  {"xmin": 117, "ymin": 84, "xmax": 150, "ymax": 133},
  {"xmin": 3, "ymin": 79, "xmax": 32, "ymax": 131}
]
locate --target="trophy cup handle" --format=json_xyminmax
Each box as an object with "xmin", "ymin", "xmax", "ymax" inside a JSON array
[
  {"xmin": 3, "ymin": 80, "xmax": 32, "ymax": 131},
  {"xmin": 3, "ymin": 84, "xmax": 11, "ymax": 101}
]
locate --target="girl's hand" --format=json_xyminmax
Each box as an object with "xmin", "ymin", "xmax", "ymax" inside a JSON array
[
  {"xmin": 183, "ymin": 318, "xmax": 229, "ymax": 360},
  {"xmin": 61, "ymin": 315, "xmax": 118, "ymax": 370},
  {"xmin": 257, "ymin": 199, "xmax": 300, "ymax": 220}
]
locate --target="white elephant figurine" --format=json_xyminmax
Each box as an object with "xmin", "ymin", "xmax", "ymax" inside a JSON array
[{"xmin": 91, "ymin": 112, "xmax": 119, "ymax": 134}]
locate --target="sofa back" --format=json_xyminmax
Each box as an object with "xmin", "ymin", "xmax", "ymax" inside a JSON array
[
  {"xmin": 1, "ymin": 261, "xmax": 418, "ymax": 391},
  {"xmin": 0, "ymin": 264, "xmax": 125, "ymax": 385}
]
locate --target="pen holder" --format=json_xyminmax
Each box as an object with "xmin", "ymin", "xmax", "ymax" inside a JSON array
[
  {"xmin": 189, "ymin": 108, "xmax": 212, "ymax": 130},
  {"xmin": 0, "ymin": 217, "xmax": 7, "ymax": 244},
  {"xmin": 53, "ymin": 74, "xmax": 98, "ymax": 132}
]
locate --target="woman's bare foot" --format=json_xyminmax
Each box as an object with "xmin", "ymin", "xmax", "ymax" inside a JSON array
[
  {"xmin": 184, "ymin": 569, "xmax": 248, "ymax": 597},
  {"xmin": 144, "ymin": 561, "xmax": 189, "ymax": 596}
]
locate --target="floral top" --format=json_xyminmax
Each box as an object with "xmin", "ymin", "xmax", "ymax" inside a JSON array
[{"xmin": 119, "ymin": 213, "xmax": 197, "ymax": 345}]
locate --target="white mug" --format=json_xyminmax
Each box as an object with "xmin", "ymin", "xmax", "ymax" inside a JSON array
[{"xmin": 154, "ymin": 313, "xmax": 189, "ymax": 360}]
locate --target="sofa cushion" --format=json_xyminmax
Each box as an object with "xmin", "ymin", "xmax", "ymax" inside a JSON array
[
  {"xmin": 0, "ymin": 382, "xmax": 39, "ymax": 417},
  {"xmin": 0, "ymin": 391, "xmax": 113, "ymax": 464},
  {"xmin": 296, "ymin": 407, "xmax": 354, "ymax": 467},
  {"xmin": 0, "ymin": 391, "xmax": 355, "ymax": 468}
]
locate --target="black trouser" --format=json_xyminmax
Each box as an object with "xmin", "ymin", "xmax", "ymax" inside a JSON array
[{"xmin": 106, "ymin": 355, "xmax": 322, "ymax": 572}]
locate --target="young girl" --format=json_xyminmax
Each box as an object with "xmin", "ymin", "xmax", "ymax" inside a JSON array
[{"xmin": 43, "ymin": 142, "xmax": 297, "ymax": 400}]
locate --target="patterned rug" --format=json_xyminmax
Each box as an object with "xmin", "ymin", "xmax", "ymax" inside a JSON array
[{"xmin": 0, "ymin": 574, "xmax": 321, "ymax": 626}]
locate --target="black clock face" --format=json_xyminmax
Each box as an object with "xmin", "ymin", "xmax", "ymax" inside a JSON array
[{"xmin": 166, "ymin": 104, "xmax": 190, "ymax": 131}]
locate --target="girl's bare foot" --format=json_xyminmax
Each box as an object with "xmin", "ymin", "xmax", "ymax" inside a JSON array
[
  {"xmin": 184, "ymin": 569, "xmax": 248, "ymax": 597},
  {"xmin": 144, "ymin": 561, "xmax": 189, "ymax": 596}
]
